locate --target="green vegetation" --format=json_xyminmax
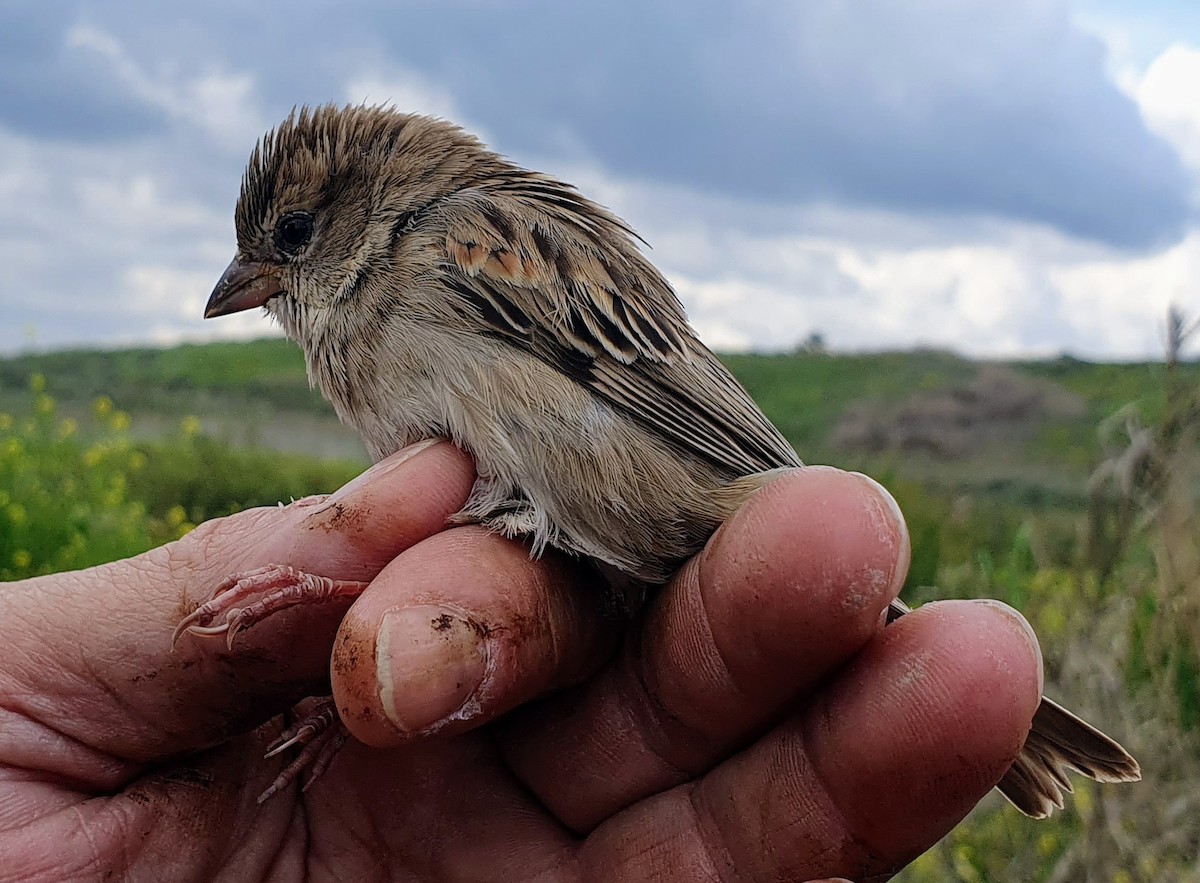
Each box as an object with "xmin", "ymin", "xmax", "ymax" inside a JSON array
[
  {"xmin": 2, "ymin": 336, "xmax": 1198, "ymax": 880},
  {"xmin": 0, "ymin": 337, "xmax": 326, "ymax": 415},
  {"xmin": 722, "ymin": 348, "xmax": 975, "ymax": 455},
  {"xmin": 0, "ymin": 369, "xmax": 360, "ymax": 581},
  {"xmin": 0, "ymin": 379, "xmax": 155, "ymax": 579}
]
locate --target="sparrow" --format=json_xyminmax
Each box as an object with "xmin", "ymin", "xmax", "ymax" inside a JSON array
[{"xmin": 180, "ymin": 103, "xmax": 1139, "ymax": 817}]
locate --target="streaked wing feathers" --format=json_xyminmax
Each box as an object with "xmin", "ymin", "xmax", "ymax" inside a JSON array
[
  {"xmin": 439, "ymin": 185, "xmax": 800, "ymax": 476},
  {"xmin": 443, "ymin": 184, "xmax": 686, "ymax": 363}
]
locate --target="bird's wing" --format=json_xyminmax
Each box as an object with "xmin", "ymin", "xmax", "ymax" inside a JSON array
[{"xmin": 435, "ymin": 183, "xmax": 801, "ymax": 476}]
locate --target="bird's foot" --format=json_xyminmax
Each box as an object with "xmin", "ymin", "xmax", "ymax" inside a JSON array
[
  {"xmin": 172, "ymin": 564, "xmax": 369, "ymax": 649},
  {"xmin": 259, "ymin": 697, "xmax": 349, "ymax": 803}
]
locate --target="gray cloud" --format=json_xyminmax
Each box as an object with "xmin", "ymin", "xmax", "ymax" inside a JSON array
[
  {"xmin": 7, "ymin": 0, "xmax": 1187, "ymax": 247},
  {"xmin": 0, "ymin": 7, "xmax": 163, "ymax": 141},
  {"xmin": 354, "ymin": 0, "xmax": 1187, "ymax": 248},
  {"xmin": 0, "ymin": 0, "xmax": 1195, "ymax": 356}
]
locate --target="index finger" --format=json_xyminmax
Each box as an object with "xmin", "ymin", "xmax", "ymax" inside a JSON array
[{"xmin": 0, "ymin": 441, "xmax": 474, "ymax": 777}]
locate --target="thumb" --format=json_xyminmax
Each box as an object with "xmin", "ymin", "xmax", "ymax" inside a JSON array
[{"xmin": 0, "ymin": 441, "xmax": 474, "ymax": 777}]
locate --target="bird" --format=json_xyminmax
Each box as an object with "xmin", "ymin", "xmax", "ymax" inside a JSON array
[{"xmin": 179, "ymin": 103, "xmax": 1139, "ymax": 817}]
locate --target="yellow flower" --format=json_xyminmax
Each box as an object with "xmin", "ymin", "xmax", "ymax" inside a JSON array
[
  {"xmin": 83, "ymin": 447, "xmax": 103, "ymax": 468},
  {"xmin": 907, "ymin": 852, "xmax": 939, "ymax": 876},
  {"xmin": 29, "ymin": 373, "xmax": 45, "ymax": 394},
  {"xmin": 1038, "ymin": 604, "xmax": 1067, "ymax": 639},
  {"xmin": 109, "ymin": 411, "xmax": 131, "ymax": 432},
  {"xmin": 1074, "ymin": 781, "xmax": 1094, "ymax": 815},
  {"xmin": 951, "ymin": 843, "xmax": 981, "ymax": 882},
  {"xmin": 6, "ymin": 503, "xmax": 28, "ymax": 526},
  {"xmin": 92, "ymin": 396, "xmax": 113, "ymax": 419},
  {"xmin": 35, "ymin": 394, "xmax": 55, "ymax": 416},
  {"xmin": 12, "ymin": 549, "xmax": 31, "ymax": 569},
  {"xmin": 166, "ymin": 504, "xmax": 187, "ymax": 527},
  {"xmin": 1036, "ymin": 831, "xmax": 1058, "ymax": 857},
  {"xmin": 3, "ymin": 437, "xmax": 21, "ymax": 458},
  {"xmin": 180, "ymin": 415, "xmax": 202, "ymax": 437},
  {"xmin": 59, "ymin": 417, "xmax": 78, "ymax": 438},
  {"xmin": 127, "ymin": 451, "xmax": 147, "ymax": 471}
]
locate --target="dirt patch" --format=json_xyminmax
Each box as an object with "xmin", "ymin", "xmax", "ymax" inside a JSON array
[
  {"xmin": 307, "ymin": 500, "xmax": 367, "ymax": 535},
  {"xmin": 832, "ymin": 365, "xmax": 1085, "ymax": 460}
]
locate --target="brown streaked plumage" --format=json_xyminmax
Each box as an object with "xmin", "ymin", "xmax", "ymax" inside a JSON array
[{"xmin": 192, "ymin": 103, "xmax": 1138, "ymax": 817}]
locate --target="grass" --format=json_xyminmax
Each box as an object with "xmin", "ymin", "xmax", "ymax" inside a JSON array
[
  {"xmin": 0, "ymin": 337, "xmax": 327, "ymax": 416},
  {"xmin": 720, "ymin": 348, "xmax": 977, "ymax": 459}
]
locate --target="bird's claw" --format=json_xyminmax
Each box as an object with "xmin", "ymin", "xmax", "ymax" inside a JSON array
[
  {"xmin": 258, "ymin": 698, "xmax": 348, "ymax": 803},
  {"xmin": 172, "ymin": 564, "xmax": 368, "ymax": 650}
]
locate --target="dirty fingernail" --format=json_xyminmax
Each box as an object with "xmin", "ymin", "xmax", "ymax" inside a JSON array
[
  {"xmin": 849, "ymin": 471, "xmax": 910, "ymax": 598},
  {"xmin": 376, "ymin": 604, "xmax": 488, "ymax": 733},
  {"xmin": 976, "ymin": 599, "xmax": 1044, "ymax": 695},
  {"xmin": 849, "ymin": 472, "xmax": 906, "ymax": 536}
]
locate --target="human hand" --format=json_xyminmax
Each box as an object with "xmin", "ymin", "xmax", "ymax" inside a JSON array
[{"xmin": 0, "ymin": 443, "xmax": 1040, "ymax": 881}]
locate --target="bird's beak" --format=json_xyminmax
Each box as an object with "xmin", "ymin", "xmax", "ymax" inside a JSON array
[{"xmin": 204, "ymin": 258, "xmax": 284, "ymax": 318}]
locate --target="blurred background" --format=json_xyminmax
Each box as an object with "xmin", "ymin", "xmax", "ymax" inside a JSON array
[{"xmin": 1, "ymin": 1, "xmax": 1198, "ymax": 879}]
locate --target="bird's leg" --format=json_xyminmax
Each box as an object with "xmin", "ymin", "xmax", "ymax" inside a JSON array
[
  {"xmin": 172, "ymin": 564, "xmax": 369, "ymax": 649},
  {"xmin": 258, "ymin": 697, "xmax": 350, "ymax": 803},
  {"xmin": 172, "ymin": 566, "xmax": 363, "ymax": 801}
]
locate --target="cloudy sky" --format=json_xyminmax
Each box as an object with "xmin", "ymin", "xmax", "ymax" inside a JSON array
[{"xmin": 3, "ymin": 0, "xmax": 1200, "ymax": 358}]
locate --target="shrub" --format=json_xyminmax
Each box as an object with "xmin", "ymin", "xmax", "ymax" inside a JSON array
[
  {"xmin": 0, "ymin": 377, "xmax": 157, "ymax": 579},
  {"xmin": 0, "ymin": 376, "xmax": 363, "ymax": 581}
]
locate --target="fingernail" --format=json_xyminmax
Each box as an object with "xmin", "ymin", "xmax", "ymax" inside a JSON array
[
  {"xmin": 976, "ymin": 599, "xmax": 1044, "ymax": 695},
  {"xmin": 326, "ymin": 439, "xmax": 441, "ymax": 505},
  {"xmin": 849, "ymin": 471, "xmax": 910, "ymax": 597},
  {"xmin": 849, "ymin": 472, "xmax": 905, "ymax": 535},
  {"xmin": 376, "ymin": 605, "xmax": 489, "ymax": 733}
]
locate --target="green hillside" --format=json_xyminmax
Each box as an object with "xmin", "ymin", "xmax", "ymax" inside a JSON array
[
  {"xmin": 3, "ymin": 337, "xmax": 1194, "ymax": 502},
  {"xmin": 10, "ymin": 337, "xmax": 1182, "ymax": 431},
  {"xmin": 0, "ymin": 338, "xmax": 322, "ymax": 413}
]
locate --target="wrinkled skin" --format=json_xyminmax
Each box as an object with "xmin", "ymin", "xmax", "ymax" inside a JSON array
[{"xmin": 0, "ymin": 443, "xmax": 1041, "ymax": 882}]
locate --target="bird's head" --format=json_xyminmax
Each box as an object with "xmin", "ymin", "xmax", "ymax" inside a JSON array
[{"xmin": 204, "ymin": 104, "xmax": 498, "ymax": 330}]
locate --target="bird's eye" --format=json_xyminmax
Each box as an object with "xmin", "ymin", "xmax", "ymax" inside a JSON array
[{"xmin": 274, "ymin": 212, "xmax": 315, "ymax": 255}]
